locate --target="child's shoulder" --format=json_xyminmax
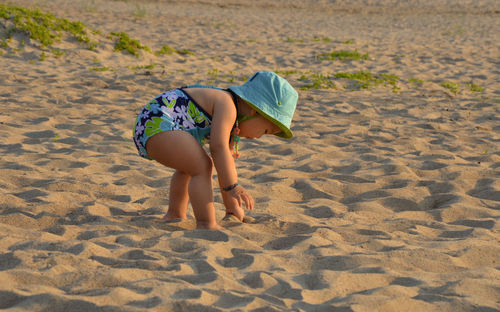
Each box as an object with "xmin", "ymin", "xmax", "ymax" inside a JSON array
[{"xmin": 182, "ymin": 86, "xmax": 235, "ymax": 116}]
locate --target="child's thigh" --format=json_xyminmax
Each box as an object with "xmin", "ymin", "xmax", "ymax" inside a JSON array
[{"xmin": 145, "ymin": 130, "xmax": 213, "ymax": 176}]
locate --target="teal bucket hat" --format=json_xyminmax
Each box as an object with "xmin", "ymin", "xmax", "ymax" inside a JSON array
[{"xmin": 228, "ymin": 71, "xmax": 298, "ymax": 139}]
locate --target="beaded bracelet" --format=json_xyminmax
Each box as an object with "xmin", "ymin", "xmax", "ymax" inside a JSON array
[
  {"xmin": 232, "ymin": 120, "xmax": 241, "ymax": 159},
  {"xmin": 222, "ymin": 183, "xmax": 239, "ymax": 192}
]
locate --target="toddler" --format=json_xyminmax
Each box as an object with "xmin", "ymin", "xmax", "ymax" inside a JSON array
[{"xmin": 133, "ymin": 71, "xmax": 298, "ymax": 230}]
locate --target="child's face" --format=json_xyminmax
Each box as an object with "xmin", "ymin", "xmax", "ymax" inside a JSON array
[{"xmin": 239, "ymin": 115, "xmax": 281, "ymax": 139}]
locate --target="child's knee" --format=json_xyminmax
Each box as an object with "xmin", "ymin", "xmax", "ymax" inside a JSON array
[{"xmin": 194, "ymin": 154, "xmax": 213, "ymax": 177}]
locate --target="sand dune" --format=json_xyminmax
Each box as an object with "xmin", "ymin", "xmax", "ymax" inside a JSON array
[{"xmin": 0, "ymin": 0, "xmax": 499, "ymax": 311}]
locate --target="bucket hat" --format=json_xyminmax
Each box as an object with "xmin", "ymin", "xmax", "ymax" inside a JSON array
[{"xmin": 228, "ymin": 71, "xmax": 298, "ymax": 138}]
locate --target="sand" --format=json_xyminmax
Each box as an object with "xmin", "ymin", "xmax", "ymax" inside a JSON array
[{"xmin": 0, "ymin": 0, "xmax": 499, "ymax": 311}]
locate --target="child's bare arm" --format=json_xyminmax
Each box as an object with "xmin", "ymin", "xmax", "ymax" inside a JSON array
[
  {"xmin": 209, "ymin": 95, "xmax": 238, "ymax": 186},
  {"xmin": 210, "ymin": 95, "xmax": 254, "ymax": 211}
]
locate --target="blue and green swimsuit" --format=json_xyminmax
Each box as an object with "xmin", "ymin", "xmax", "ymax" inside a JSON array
[{"xmin": 133, "ymin": 86, "xmax": 219, "ymax": 159}]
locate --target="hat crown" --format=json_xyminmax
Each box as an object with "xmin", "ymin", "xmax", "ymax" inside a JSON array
[{"xmin": 228, "ymin": 71, "xmax": 298, "ymax": 138}]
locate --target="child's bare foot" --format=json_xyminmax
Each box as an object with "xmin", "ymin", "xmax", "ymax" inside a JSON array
[
  {"xmin": 162, "ymin": 213, "xmax": 187, "ymax": 222},
  {"xmin": 196, "ymin": 221, "xmax": 222, "ymax": 230}
]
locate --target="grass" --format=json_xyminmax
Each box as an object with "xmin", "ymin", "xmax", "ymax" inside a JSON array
[
  {"xmin": 155, "ymin": 45, "xmax": 175, "ymax": 55},
  {"xmin": 111, "ymin": 31, "xmax": 150, "ymax": 57},
  {"xmin": 0, "ymin": 4, "xmax": 191, "ymax": 60},
  {"xmin": 275, "ymin": 70, "xmax": 298, "ymax": 77},
  {"xmin": 466, "ymin": 82, "xmax": 483, "ymax": 93},
  {"xmin": 285, "ymin": 37, "xmax": 304, "ymax": 43},
  {"xmin": 409, "ymin": 78, "xmax": 424, "ymax": 87},
  {"xmin": 208, "ymin": 68, "xmax": 219, "ymax": 80},
  {"xmin": 176, "ymin": 48, "xmax": 194, "ymax": 56},
  {"xmin": 410, "ymin": 79, "xmax": 483, "ymax": 94},
  {"xmin": 341, "ymin": 39, "xmax": 355, "ymax": 44},
  {"xmin": 0, "ymin": 4, "xmax": 95, "ymax": 49},
  {"xmin": 129, "ymin": 63, "xmax": 156, "ymax": 71},
  {"xmin": 334, "ymin": 71, "xmax": 400, "ymax": 91},
  {"xmin": 155, "ymin": 45, "xmax": 194, "ymax": 56},
  {"xmin": 312, "ymin": 36, "xmax": 331, "ymax": 42},
  {"xmin": 299, "ymin": 73, "xmax": 336, "ymax": 90},
  {"xmin": 203, "ymin": 69, "xmax": 243, "ymax": 83},
  {"xmin": 91, "ymin": 66, "xmax": 111, "ymax": 72},
  {"xmin": 317, "ymin": 50, "xmax": 369, "ymax": 61},
  {"xmin": 295, "ymin": 70, "xmax": 401, "ymax": 91},
  {"xmin": 440, "ymin": 81, "xmax": 460, "ymax": 94},
  {"xmin": 1, "ymin": 37, "xmax": 9, "ymax": 48},
  {"xmin": 51, "ymin": 48, "xmax": 65, "ymax": 58},
  {"xmin": 334, "ymin": 71, "xmax": 373, "ymax": 89}
]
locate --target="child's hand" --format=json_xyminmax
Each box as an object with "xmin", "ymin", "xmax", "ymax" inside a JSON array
[{"xmin": 229, "ymin": 185, "xmax": 254, "ymax": 210}]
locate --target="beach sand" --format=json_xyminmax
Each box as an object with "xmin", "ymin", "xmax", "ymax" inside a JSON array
[{"xmin": 0, "ymin": 0, "xmax": 499, "ymax": 311}]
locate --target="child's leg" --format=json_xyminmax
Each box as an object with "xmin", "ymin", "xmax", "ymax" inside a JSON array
[
  {"xmin": 163, "ymin": 170, "xmax": 190, "ymax": 220},
  {"xmin": 146, "ymin": 130, "xmax": 220, "ymax": 230}
]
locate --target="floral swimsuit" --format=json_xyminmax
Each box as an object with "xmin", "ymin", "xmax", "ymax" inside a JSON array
[{"xmin": 133, "ymin": 86, "xmax": 215, "ymax": 159}]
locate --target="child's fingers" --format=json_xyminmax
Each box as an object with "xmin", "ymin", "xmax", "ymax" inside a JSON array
[
  {"xmin": 246, "ymin": 195, "xmax": 255, "ymax": 210},
  {"xmin": 243, "ymin": 193, "xmax": 254, "ymax": 210},
  {"xmin": 229, "ymin": 186, "xmax": 254, "ymax": 209},
  {"xmin": 242, "ymin": 195, "xmax": 250, "ymax": 210}
]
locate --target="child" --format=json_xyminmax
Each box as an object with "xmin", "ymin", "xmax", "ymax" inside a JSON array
[{"xmin": 133, "ymin": 71, "xmax": 298, "ymax": 230}]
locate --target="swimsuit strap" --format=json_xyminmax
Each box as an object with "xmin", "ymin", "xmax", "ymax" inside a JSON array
[
  {"xmin": 226, "ymin": 89, "xmax": 239, "ymax": 130},
  {"xmin": 182, "ymin": 84, "xmax": 223, "ymax": 90}
]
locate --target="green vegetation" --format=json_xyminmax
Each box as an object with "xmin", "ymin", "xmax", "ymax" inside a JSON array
[
  {"xmin": 155, "ymin": 45, "xmax": 194, "ymax": 56},
  {"xmin": 312, "ymin": 36, "xmax": 331, "ymax": 42},
  {"xmin": 299, "ymin": 73, "xmax": 336, "ymax": 90},
  {"xmin": 317, "ymin": 50, "xmax": 369, "ymax": 61},
  {"xmin": 466, "ymin": 82, "xmax": 483, "ymax": 93},
  {"xmin": 275, "ymin": 70, "xmax": 298, "ymax": 77},
  {"xmin": 1, "ymin": 37, "xmax": 9, "ymax": 48},
  {"xmin": 127, "ymin": 63, "xmax": 156, "ymax": 73},
  {"xmin": 51, "ymin": 48, "xmax": 65, "ymax": 58},
  {"xmin": 286, "ymin": 37, "xmax": 304, "ymax": 43},
  {"xmin": 91, "ymin": 66, "xmax": 111, "ymax": 72},
  {"xmin": 111, "ymin": 31, "xmax": 150, "ymax": 57},
  {"xmin": 204, "ymin": 69, "xmax": 243, "ymax": 83},
  {"xmin": 333, "ymin": 71, "xmax": 372, "ymax": 88},
  {"xmin": 440, "ymin": 81, "xmax": 460, "ymax": 94},
  {"xmin": 409, "ymin": 78, "xmax": 424, "ymax": 87},
  {"xmin": 208, "ymin": 68, "xmax": 219, "ymax": 80},
  {"xmin": 0, "ymin": 4, "xmax": 487, "ymax": 100},
  {"xmin": 334, "ymin": 71, "xmax": 400, "ymax": 91},
  {"xmin": 293, "ymin": 70, "xmax": 401, "ymax": 91},
  {"xmin": 392, "ymin": 54, "xmax": 405, "ymax": 62},
  {"xmin": 176, "ymin": 48, "xmax": 194, "ymax": 56},
  {"xmin": 341, "ymin": 39, "xmax": 355, "ymax": 44},
  {"xmin": 155, "ymin": 44, "xmax": 175, "ymax": 55},
  {"xmin": 0, "ymin": 4, "xmax": 96, "ymax": 49}
]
